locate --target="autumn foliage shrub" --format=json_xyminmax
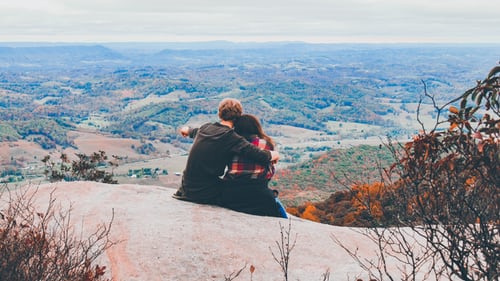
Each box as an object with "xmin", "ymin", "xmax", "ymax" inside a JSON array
[
  {"xmin": 381, "ymin": 66, "xmax": 499, "ymax": 280},
  {"xmin": 300, "ymin": 65, "xmax": 499, "ymax": 280},
  {"xmin": 0, "ymin": 186, "xmax": 114, "ymax": 281},
  {"xmin": 288, "ymin": 182, "xmax": 395, "ymax": 226}
]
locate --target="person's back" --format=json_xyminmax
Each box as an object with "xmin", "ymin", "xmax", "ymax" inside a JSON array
[
  {"xmin": 179, "ymin": 122, "xmax": 249, "ymax": 203},
  {"xmin": 220, "ymin": 114, "xmax": 286, "ymax": 218}
]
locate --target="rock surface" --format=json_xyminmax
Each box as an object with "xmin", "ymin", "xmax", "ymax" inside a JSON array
[{"xmin": 22, "ymin": 181, "xmax": 379, "ymax": 281}]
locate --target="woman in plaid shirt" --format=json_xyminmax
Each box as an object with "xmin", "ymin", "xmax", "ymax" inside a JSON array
[{"xmin": 221, "ymin": 114, "xmax": 287, "ymax": 218}]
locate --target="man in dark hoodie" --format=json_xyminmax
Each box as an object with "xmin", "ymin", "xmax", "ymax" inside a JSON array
[{"xmin": 173, "ymin": 98, "xmax": 280, "ymax": 206}]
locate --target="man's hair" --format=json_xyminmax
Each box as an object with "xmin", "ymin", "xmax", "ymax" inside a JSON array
[{"xmin": 218, "ymin": 98, "xmax": 243, "ymax": 121}]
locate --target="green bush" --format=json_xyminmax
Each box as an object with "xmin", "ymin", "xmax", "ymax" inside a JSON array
[{"xmin": 42, "ymin": 151, "xmax": 118, "ymax": 184}]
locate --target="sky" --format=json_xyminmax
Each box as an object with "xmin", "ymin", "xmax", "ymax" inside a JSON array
[{"xmin": 1, "ymin": 0, "xmax": 499, "ymax": 43}]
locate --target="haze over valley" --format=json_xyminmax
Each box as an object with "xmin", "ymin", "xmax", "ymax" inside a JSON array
[{"xmin": 1, "ymin": 42, "xmax": 498, "ymax": 198}]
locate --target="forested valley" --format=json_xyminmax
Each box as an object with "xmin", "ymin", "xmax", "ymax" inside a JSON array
[{"xmin": 1, "ymin": 42, "xmax": 498, "ymax": 205}]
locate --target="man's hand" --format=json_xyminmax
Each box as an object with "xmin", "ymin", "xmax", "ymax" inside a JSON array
[
  {"xmin": 179, "ymin": 126, "xmax": 190, "ymax": 137},
  {"xmin": 270, "ymin": 150, "xmax": 280, "ymax": 162}
]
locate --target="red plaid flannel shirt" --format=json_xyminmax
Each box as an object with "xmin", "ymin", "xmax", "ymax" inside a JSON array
[{"xmin": 226, "ymin": 136, "xmax": 275, "ymax": 180}]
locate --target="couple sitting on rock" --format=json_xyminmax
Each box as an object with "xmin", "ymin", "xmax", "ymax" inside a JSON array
[{"xmin": 173, "ymin": 98, "xmax": 287, "ymax": 218}]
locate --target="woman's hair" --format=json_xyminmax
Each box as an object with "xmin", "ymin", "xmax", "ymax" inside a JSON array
[
  {"xmin": 218, "ymin": 98, "xmax": 243, "ymax": 121},
  {"xmin": 234, "ymin": 114, "xmax": 275, "ymax": 148}
]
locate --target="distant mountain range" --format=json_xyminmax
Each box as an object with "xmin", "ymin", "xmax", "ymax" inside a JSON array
[
  {"xmin": 0, "ymin": 45, "xmax": 127, "ymax": 67},
  {"xmin": 1, "ymin": 42, "xmax": 498, "ymax": 68}
]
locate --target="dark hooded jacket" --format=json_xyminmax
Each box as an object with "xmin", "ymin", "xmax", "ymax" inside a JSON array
[{"xmin": 175, "ymin": 122, "xmax": 271, "ymax": 204}]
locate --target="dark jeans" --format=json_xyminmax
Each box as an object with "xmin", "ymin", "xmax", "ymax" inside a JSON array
[{"xmin": 219, "ymin": 179, "xmax": 283, "ymax": 218}]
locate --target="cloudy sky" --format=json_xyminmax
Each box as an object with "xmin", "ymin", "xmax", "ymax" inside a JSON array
[{"xmin": 1, "ymin": 0, "xmax": 499, "ymax": 43}]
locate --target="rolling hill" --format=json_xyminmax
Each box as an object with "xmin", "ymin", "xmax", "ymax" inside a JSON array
[{"xmin": 1, "ymin": 42, "xmax": 498, "ymax": 194}]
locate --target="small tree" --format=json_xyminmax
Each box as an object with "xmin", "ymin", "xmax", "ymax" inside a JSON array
[
  {"xmin": 269, "ymin": 219, "xmax": 297, "ymax": 281},
  {"xmin": 335, "ymin": 65, "xmax": 499, "ymax": 280}
]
